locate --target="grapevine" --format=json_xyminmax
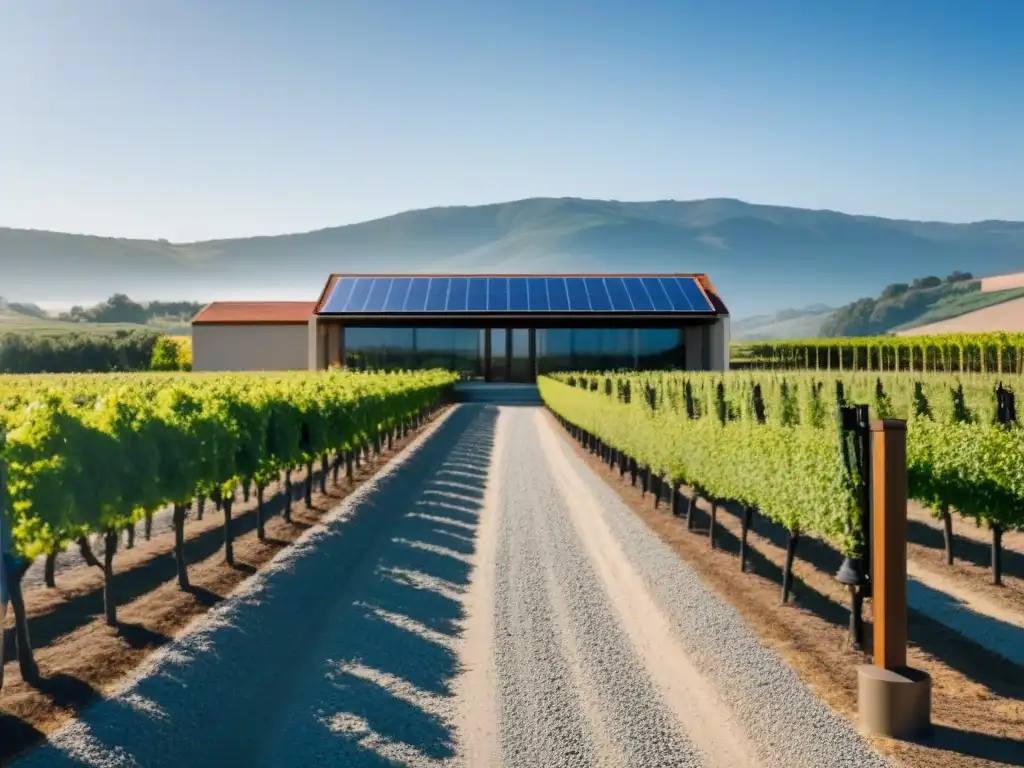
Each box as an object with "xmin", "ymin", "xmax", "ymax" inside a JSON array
[
  {"xmin": 0, "ymin": 369, "xmax": 456, "ymax": 682},
  {"xmin": 731, "ymin": 332, "xmax": 1024, "ymax": 375},
  {"xmin": 540, "ymin": 369, "xmax": 1024, "ymax": 589}
]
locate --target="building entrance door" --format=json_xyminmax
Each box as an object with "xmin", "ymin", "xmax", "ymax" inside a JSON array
[
  {"xmin": 509, "ymin": 328, "xmax": 532, "ymax": 382},
  {"xmin": 486, "ymin": 328, "xmax": 535, "ymax": 383},
  {"xmin": 489, "ymin": 328, "xmax": 508, "ymax": 382}
]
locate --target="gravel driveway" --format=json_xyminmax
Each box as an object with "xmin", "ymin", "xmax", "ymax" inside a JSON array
[{"xmin": 14, "ymin": 405, "xmax": 889, "ymax": 768}]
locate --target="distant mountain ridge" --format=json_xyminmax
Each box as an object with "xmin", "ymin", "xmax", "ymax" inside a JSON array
[{"xmin": 4, "ymin": 197, "xmax": 1024, "ymax": 315}]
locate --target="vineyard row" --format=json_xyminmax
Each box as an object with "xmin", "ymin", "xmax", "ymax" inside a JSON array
[
  {"xmin": 537, "ymin": 370, "xmax": 1023, "ymax": 588},
  {"xmin": 731, "ymin": 331, "xmax": 1024, "ymax": 373},
  {"xmin": 0, "ymin": 369, "xmax": 457, "ymax": 689}
]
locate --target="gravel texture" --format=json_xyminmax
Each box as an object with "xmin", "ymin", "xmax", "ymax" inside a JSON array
[
  {"xmin": 14, "ymin": 404, "xmax": 891, "ymax": 768},
  {"xmin": 247, "ymin": 407, "xmax": 498, "ymax": 767},
  {"xmin": 491, "ymin": 408, "xmax": 704, "ymax": 767},
  {"xmin": 531, "ymin": 409, "xmax": 892, "ymax": 768}
]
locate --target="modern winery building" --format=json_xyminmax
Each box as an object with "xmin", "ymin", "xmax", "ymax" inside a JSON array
[{"xmin": 191, "ymin": 273, "xmax": 731, "ymax": 379}]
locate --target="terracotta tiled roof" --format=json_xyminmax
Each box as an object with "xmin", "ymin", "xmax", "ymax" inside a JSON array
[{"xmin": 192, "ymin": 301, "xmax": 315, "ymax": 325}]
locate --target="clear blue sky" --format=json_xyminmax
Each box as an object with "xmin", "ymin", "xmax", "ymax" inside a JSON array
[{"xmin": 1, "ymin": 0, "xmax": 1022, "ymax": 241}]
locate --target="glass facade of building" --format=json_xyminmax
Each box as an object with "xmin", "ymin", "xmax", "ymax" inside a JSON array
[
  {"xmin": 342, "ymin": 326, "xmax": 686, "ymax": 380},
  {"xmin": 342, "ymin": 328, "xmax": 485, "ymax": 378},
  {"xmin": 535, "ymin": 328, "xmax": 684, "ymax": 373}
]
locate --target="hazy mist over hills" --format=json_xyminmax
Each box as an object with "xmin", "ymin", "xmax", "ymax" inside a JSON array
[{"xmin": 5, "ymin": 197, "xmax": 1024, "ymax": 317}]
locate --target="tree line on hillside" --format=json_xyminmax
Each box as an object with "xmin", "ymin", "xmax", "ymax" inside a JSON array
[
  {"xmin": 58, "ymin": 294, "xmax": 204, "ymax": 325},
  {"xmin": 0, "ymin": 298, "xmax": 48, "ymax": 318},
  {"xmin": 820, "ymin": 271, "xmax": 976, "ymax": 337},
  {"xmin": 0, "ymin": 330, "xmax": 189, "ymax": 374}
]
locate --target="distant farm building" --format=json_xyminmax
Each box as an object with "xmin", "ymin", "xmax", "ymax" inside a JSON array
[
  {"xmin": 191, "ymin": 301, "xmax": 314, "ymax": 372},
  {"xmin": 190, "ymin": 273, "xmax": 731, "ymax": 377}
]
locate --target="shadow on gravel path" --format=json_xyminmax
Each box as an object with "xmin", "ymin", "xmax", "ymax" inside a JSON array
[
  {"xmin": 1, "ymin": 675, "xmax": 101, "ymax": 766},
  {"xmin": 12, "ymin": 404, "xmax": 496, "ymax": 768},
  {"xmin": 251, "ymin": 405, "xmax": 498, "ymax": 766},
  {"xmin": 0, "ymin": 718, "xmax": 47, "ymax": 767}
]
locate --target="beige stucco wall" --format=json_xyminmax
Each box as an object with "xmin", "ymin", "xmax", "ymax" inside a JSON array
[{"xmin": 192, "ymin": 324, "xmax": 309, "ymax": 372}]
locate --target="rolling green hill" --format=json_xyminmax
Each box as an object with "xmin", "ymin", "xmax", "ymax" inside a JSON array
[
  {"xmin": 733, "ymin": 272, "xmax": 1024, "ymax": 339},
  {"xmin": 4, "ymin": 197, "xmax": 1024, "ymax": 316},
  {"xmin": 730, "ymin": 305, "xmax": 837, "ymax": 340},
  {"xmin": 0, "ymin": 295, "xmax": 191, "ymax": 338},
  {"xmin": 820, "ymin": 273, "xmax": 1009, "ymax": 336}
]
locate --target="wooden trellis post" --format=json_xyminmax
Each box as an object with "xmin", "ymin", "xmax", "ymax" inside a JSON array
[{"xmin": 857, "ymin": 419, "xmax": 932, "ymax": 738}]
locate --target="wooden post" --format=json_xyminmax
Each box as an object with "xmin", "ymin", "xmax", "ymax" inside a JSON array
[
  {"xmin": 857, "ymin": 418, "xmax": 931, "ymax": 739},
  {"xmin": 871, "ymin": 419, "xmax": 908, "ymax": 669}
]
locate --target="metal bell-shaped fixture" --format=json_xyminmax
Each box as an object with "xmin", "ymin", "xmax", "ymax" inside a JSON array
[{"xmin": 835, "ymin": 556, "xmax": 865, "ymax": 586}]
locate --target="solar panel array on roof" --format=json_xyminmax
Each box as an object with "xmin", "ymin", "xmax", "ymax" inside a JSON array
[{"xmin": 319, "ymin": 276, "xmax": 714, "ymax": 314}]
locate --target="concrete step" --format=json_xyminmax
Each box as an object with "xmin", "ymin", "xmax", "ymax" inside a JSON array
[{"xmin": 453, "ymin": 382, "xmax": 542, "ymax": 405}]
